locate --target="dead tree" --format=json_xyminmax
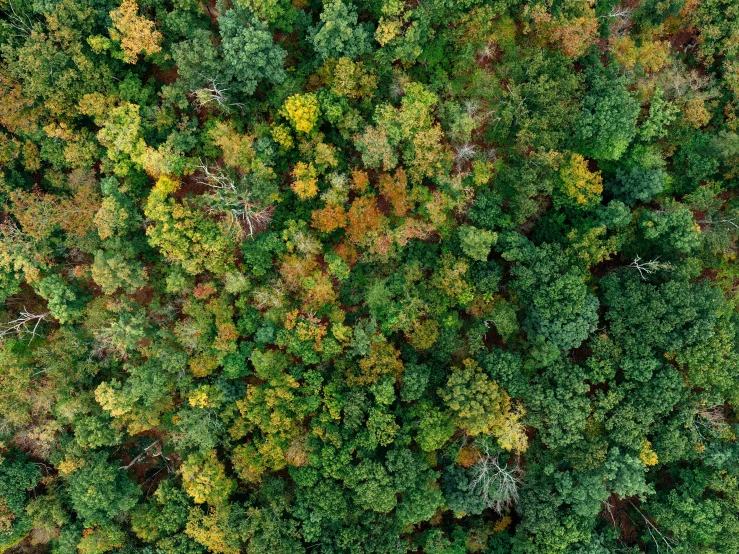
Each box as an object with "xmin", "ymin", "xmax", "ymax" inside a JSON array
[{"xmin": 469, "ymin": 443, "xmax": 523, "ymax": 514}]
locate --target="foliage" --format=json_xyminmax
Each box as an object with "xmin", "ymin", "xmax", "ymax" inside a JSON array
[
  {"xmin": 109, "ymin": 0, "xmax": 163, "ymax": 64},
  {"xmin": 309, "ymin": 0, "xmax": 374, "ymax": 61},
  {"xmin": 574, "ymin": 64, "xmax": 640, "ymax": 161},
  {"xmin": 282, "ymin": 94, "xmax": 321, "ymax": 135},
  {"xmin": 0, "ymin": 2, "xmax": 737, "ymax": 553},
  {"xmin": 67, "ymin": 453, "xmax": 140, "ymax": 526},
  {"xmin": 219, "ymin": 7, "xmax": 287, "ymax": 96}
]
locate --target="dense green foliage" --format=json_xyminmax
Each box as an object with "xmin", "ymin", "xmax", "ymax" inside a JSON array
[{"xmin": 1, "ymin": 1, "xmax": 739, "ymax": 553}]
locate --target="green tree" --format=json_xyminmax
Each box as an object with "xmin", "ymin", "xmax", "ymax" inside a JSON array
[
  {"xmin": 310, "ymin": 0, "xmax": 374, "ymax": 61},
  {"xmin": 505, "ymin": 238, "xmax": 599, "ymax": 364},
  {"xmin": 67, "ymin": 453, "xmax": 140, "ymax": 526},
  {"xmin": 458, "ymin": 225, "xmax": 497, "ymax": 261},
  {"xmin": 91, "ymin": 248, "xmax": 147, "ymax": 295},
  {"xmin": 35, "ymin": 274, "xmax": 83, "ymax": 324},
  {"xmin": 219, "ymin": 8, "xmax": 287, "ymax": 96},
  {"xmin": 0, "ymin": 453, "xmax": 42, "ymax": 550},
  {"xmin": 574, "ymin": 64, "xmax": 639, "ymax": 161}
]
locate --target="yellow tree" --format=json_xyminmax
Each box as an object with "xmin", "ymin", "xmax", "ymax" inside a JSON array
[
  {"xmin": 109, "ymin": 0, "xmax": 163, "ymax": 64},
  {"xmin": 555, "ymin": 152, "xmax": 603, "ymax": 208}
]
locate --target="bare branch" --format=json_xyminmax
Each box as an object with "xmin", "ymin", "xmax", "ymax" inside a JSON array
[
  {"xmin": 2, "ymin": 0, "xmax": 36, "ymax": 37},
  {"xmin": 628, "ymin": 500, "xmax": 680, "ymax": 554},
  {"xmin": 697, "ymin": 217, "xmax": 739, "ymax": 230},
  {"xmin": 190, "ymin": 78, "xmax": 245, "ymax": 113},
  {"xmin": 119, "ymin": 440, "xmax": 161, "ymax": 470},
  {"xmin": 197, "ymin": 160, "xmax": 274, "ymax": 238},
  {"xmin": 628, "ymin": 255, "xmax": 671, "ymax": 280},
  {"xmin": 0, "ymin": 308, "xmax": 49, "ymax": 342},
  {"xmin": 469, "ymin": 443, "xmax": 523, "ymax": 514}
]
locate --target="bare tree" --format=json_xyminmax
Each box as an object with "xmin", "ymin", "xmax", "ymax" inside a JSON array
[
  {"xmin": 628, "ymin": 500, "xmax": 679, "ymax": 554},
  {"xmin": 0, "ymin": 308, "xmax": 49, "ymax": 342},
  {"xmin": 120, "ymin": 440, "xmax": 162, "ymax": 470},
  {"xmin": 689, "ymin": 405, "xmax": 730, "ymax": 444},
  {"xmin": 600, "ymin": 6, "xmax": 632, "ymax": 19},
  {"xmin": 197, "ymin": 161, "xmax": 274, "ymax": 238},
  {"xmin": 697, "ymin": 217, "xmax": 739, "ymax": 230},
  {"xmin": 2, "ymin": 0, "xmax": 36, "ymax": 38},
  {"xmin": 628, "ymin": 255, "xmax": 670, "ymax": 280},
  {"xmin": 455, "ymin": 143, "xmax": 477, "ymax": 164},
  {"xmin": 659, "ymin": 63, "xmax": 716, "ymax": 102},
  {"xmin": 469, "ymin": 443, "xmax": 523, "ymax": 514},
  {"xmin": 190, "ymin": 78, "xmax": 244, "ymax": 113}
]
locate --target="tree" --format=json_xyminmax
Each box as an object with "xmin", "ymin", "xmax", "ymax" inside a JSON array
[
  {"xmin": 639, "ymin": 202, "xmax": 702, "ymax": 255},
  {"xmin": 35, "ymin": 275, "xmax": 83, "ymax": 324},
  {"xmin": 219, "ymin": 8, "xmax": 287, "ymax": 96},
  {"xmin": 438, "ymin": 359, "xmax": 511, "ymax": 439},
  {"xmin": 181, "ymin": 450, "xmax": 235, "ymax": 506},
  {"xmin": 235, "ymin": 0, "xmax": 298, "ymax": 31},
  {"xmin": 281, "ymin": 94, "xmax": 321, "ymax": 134},
  {"xmin": 109, "ymin": 0, "xmax": 163, "ymax": 64},
  {"xmin": 606, "ymin": 144, "xmax": 667, "ymax": 206},
  {"xmin": 505, "ymin": 239, "xmax": 599, "ymax": 363},
  {"xmin": 468, "ymin": 444, "xmax": 523, "ymax": 514},
  {"xmin": 171, "ymin": 28, "xmax": 222, "ymax": 91},
  {"xmin": 0, "ymin": 453, "xmax": 41, "ymax": 550},
  {"xmin": 0, "ymin": 0, "xmax": 738, "ymax": 549},
  {"xmin": 555, "ymin": 152, "xmax": 603, "ymax": 209},
  {"xmin": 459, "ymin": 225, "xmax": 497, "ymax": 261},
  {"xmin": 91, "ymin": 249, "xmax": 147, "ymax": 295},
  {"xmin": 310, "ymin": 0, "xmax": 374, "ymax": 61},
  {"xmin": 144, "ymin": 176, "xmax": 236, "ymax": 276},
  {"xmin": 574, "ymin": 64, "xmax": 639, "ymax": 161},
  {"xmin": 67, "ymin": 453, "xmax": 140, "ymax": 526}
]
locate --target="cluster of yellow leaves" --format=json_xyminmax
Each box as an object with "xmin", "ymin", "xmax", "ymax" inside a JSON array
[
  {"xmin": 208, "ymin": 122, "xmax": 275, "ymax": 180},
  {"xmin": 232, "ymin": 373, "xmax": 307, "ymax": 479},
  {"xmin": 109, "ymin": 0, "xmax": 163, "ymax": 64},
  {"xmin": 209, "ymin": 122, "xmax": 257, "ymax": 170},
  {"xmin": 611, "ymin": 37, "xmax": 671, "ymax": 74},
  {"xmin": 285, "ymin": 310, "xmax": 328, "ymax": 349},
  {"xmin": 291, "ymin": 161, "xmax": 319, "ymax": 199},
  {"xmin": 639, "ymin": 440, "xmax": 659, "ymax": 466},
  {"xmin": 349, "ymin": 336, "xmax": 404, "ymax": 385},
  {"xmin": 375, "ymin": 18, "xmax": 402, "ymax": 46},
  {"xmin": 439, "ymin": 360, "xmax": 528, "ymax": 454},
  {"xmin": 496, "ymin": 404, "xmax": 529, "ymax": 454},
  {"xmin": 282, "ymin": 93, "xmax": 320, "ymax": 134},
  {"xmin": 558, "ymin": 152, "xmax": 603, "ymax": 207},
  {"xmin": 186, "ymin": 506, "xmax": 239, "ymax": 554},
  {"xmin": 144, "ymin": 177, "xmax": 235, "ymax": 276},
  {"xmin": 270, "ymin": 123, "xmax": 294, "ymax": 149},
  {"xmin": 432, "ymin": 253, "xmax": 473, "ymax": 305},
  {"xmin": 320, "ymin": 57, "xmax": 376, "ymax": 99},
  {"xmin": 188, "ymin": 389, "xmax": 211, "ymax": 408},
  {"xmin": 181, "ymin": 450, "xmax": 235, "ymax": 506},
  {"xmin": 566, "ymin": 225, "xmax": 619, "ymax": 267}
]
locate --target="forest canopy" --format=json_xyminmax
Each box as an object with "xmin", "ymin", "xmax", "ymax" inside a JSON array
[{"xmin": 1, "ymin": 0, "xmax": 739, "ymax": 553}]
